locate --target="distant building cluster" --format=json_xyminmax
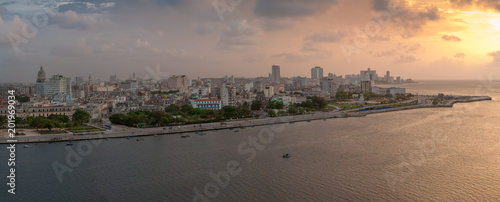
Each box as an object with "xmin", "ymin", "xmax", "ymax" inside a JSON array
[{"xmin": 0, "ymin": 65, "xmax": 413, "ymax": 121}]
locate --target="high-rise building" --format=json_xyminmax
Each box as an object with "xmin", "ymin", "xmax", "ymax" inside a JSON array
[
  {"xmin": 35, "ymin": 66, "xmax": 46, "ymax": 96},
  {"xmin": 75, "ymin": 76, "xmax": 83, "ymax": 85},
  {"xmin": 271, "ymin": 65, "xmax": 281, "ymax": 84},
  {"xmin": 361, "ymin": 80, "xmax": 372, "ymax": 93},
  {"xmin": 220, "ymin": 84, "xmax": 229, "ymax": 107},
  {"xmin": 320, "ymin": 78, "xmax": 336, "ymax": 96},
  {"xmin": 311, "ymin": 66, "xmax": 323, "ymax": 81},
  {"xmin": 360, "ymin": 68, "xmax": 377, "ymax": 81},
  {"xmin": 110, "ymin": 75, "xmax": 117, "ymax": 83},
  {"xmin": 386, "ymin": 71, "xmax": 390, "ymax": 83},
  {"xmin": 44, "ymin": 75, "xmax": 72, "ymax": 96},
  {"xmin": 167, "ymin": 75, "xmax": 188, "ymax": 89}
]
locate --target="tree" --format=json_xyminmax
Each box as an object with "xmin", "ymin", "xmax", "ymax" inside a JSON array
[
  {"xmin": 251, "ymin": 99, "xmax": 263, "ymax": 110},
  {"xmin": 48, "ymin": 114, "xmax": 69, "ymax": 129},
  {"xmin": 311, "ymin": 96, "xmax": 327, "ymax": 109},
  {"xmin": 150, "ymin": 111, "xmax": 165, "ymax": 126},
  {"xmin": 0, "ymin": 116, "xmax": 7, "ymax": 128},
  {"xmin": 45, "ymin": 119, "xmax": 55, "ymax": 131},
  {"xmin": 275, "ymin": 101, "xmax": 284, "ymax": 109},
  {"xmin": 109, "ymin": 114, "xmax": 127, "ymax": 125},
  {"xmin": 72, "ymin": 109, "xmax": 90, "ymax": 126},
  {"xmin": 165, "ymin": 104, "xmax": 180, "ymax": 113},
  {"xmin": 268, "ymin": 110, "xmax": 276, "ymax": 117},
  {"xmin": 278, "ymin": 111, "xmax": 287, "ymax": 116},
  {"xmin": 30, "ymin": 116, "xmax": 47, "ymax": 131},
  {"xmin": 288, "ymin": 106, "xmax": 298, "ymax": 115},
  {"xmin": 222, "ymin": 106, "xmax": 237, "ymax": 119},
  {"xmin": 181, "ymin": 104, "xmax": 193, "ymax": 115},
  {"xmin": 91, "ymin": 118, "xmax": 103, "ymax": 125},
  {"xmin": 335, "ymin": 91, "xmax": 352, "ymax": 100}
]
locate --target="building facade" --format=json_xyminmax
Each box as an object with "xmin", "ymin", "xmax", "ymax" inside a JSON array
[
  {"xmin": 190, "ymin": 99, "xmax": 222, "ymax": 110},
  {"xmin": 311, "ymin": 66, "xmax": 323, "ymax": 81}
]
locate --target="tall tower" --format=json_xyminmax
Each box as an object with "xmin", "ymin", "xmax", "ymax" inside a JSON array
[
  {"xmin": 271, "ymin": 65, "xmax": 281, "ymax": 84},
  {"xmin": 36, "ymin": 66, "xmax": 46, "ymax": 83},
  {"xmin": 88, "ymin": 75, "xmax": 94, "ymax": 85},
  {"xmin": 36, "ymin": 66, "xmax": 47, "ymax": 96},
  {"xmin": 311, "ymin": 66, "xmax": 323, "ymax": 81}
]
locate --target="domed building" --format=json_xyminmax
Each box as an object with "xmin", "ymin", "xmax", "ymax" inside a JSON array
[
  {"xmin": 35, "ymin": 66, "xmax": 47, "ymax": 96},
  {"xmin": 36, "ymin": 66, "xmax": 46, "ymax": 83}
]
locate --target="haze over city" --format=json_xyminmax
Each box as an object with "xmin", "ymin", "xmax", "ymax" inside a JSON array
[{"xmin": 1, "ymin": 0, "xmax": 500, "ymax": 82}]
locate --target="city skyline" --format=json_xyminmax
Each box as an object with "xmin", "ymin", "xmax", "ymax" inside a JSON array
[{"xmin": 1, "ymin": 0, "xmax": 500, "ymax": 83}]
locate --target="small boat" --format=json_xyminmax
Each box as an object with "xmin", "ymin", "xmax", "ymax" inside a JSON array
[
  {"xmin": 106, "ymin": 138, "xmax": 110, "ymax": 141},
  {"xmin": 24, "ymin": 145, "xmax": 32, "ymax": 148},
  {"xmin": 154, "ymin": 134, "xmax": 158, "ymax": 137},
  {"xmin": 199, "ymin": 132, "xmax": 206, "ymax": 135},
  {"xmin": 181, "ymin": 135, "xmax": 190, "ymax": 138},
  {"xmin": 282, "ymin": 153, "xmax": 291, "ymax": 158},
  {"xmin": 66, "ymin": 143, "xmax": 73, "ymax": 146},
  {"xmin": 213, "ymin": 130, "xmax": 216, "ymax": 132},
  {"xmin": 127, "ymin": 137, "xmax": 132, "ymax": 140},
  {"xmin": 136, "ymin": 138, "xmax": 144, "ymax": 141}
]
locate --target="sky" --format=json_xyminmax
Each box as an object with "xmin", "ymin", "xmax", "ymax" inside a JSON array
[{"xmin": 0, "ymin": 0, "xmax": 500, "ymax": 83}]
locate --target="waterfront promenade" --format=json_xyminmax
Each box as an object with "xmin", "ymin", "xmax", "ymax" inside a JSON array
[{"xmin": 0, "ymin": 95, "xmax": 491, "ymax": 144}]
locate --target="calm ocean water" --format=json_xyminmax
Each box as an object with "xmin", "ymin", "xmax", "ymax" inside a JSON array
[{"xmin": 2, "ymin": 80, "xmax": 500, "ymax": 201}]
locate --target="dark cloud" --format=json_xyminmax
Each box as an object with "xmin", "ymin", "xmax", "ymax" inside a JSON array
[
  {"xmin": 254, "ymin": 0, "xmax": 337, "ymax": 18},
  {"xmin": 57, "ymin": 0, "xmax": 117, "ymax": 14},
  {"xmin": 442, "ymin": 35, "xmax": 462, "ymax": 42},
  {"xmin": 450, "ymin": 0, "xmax": 500, "ymax": 12},
  {"xmin": 454, "ymin": 53, "xmax": 466, "ymax": 58},
  {"xmin": 372, "ymin": 0, "xmax": 441, "ymax": 35},
  {"xmin": 394, "ymin": 55, "xmax": 418, "ymax": 64},
  {"xmin": 450, "ymin": 0, "xmax": 474, "ymax": 7}
]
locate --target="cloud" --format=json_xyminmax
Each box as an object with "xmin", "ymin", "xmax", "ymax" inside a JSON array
[
  {"xmin": 261, "ymin": 20, "xmax": 295, "ymax": 32},
  {"xmin": 193, "ymin": 22, "xmax": 223, "ymax": 35},
  {"xmin": 394, "ymin": 55, "xmax": 418, "ymax": 64},
  {"xmin": 372, "ymin": 50, "xmax": 395, "ymax": 57},
  {"xmin": 51, "ymin": 10, "xmax": 111, "ymax": 30},
  {"xmin": 454, "ymin": 53, "xmax": 466, "ymax": 58},
  {"xmin": 217, "ymin": 20, "xmax": 260, "ymax": 51},
  {"xmin": 0, "ymin": 15, "xmax": 30, "ymax": 47},
  {"xmin": 442, "ymin": 35, "xmax": 462, "ymax": 42},
  {"xmin": 136, "ymin": 39, "xmax": 151, "ymax": 48},
  {"xmin": 254, "ymin": 0, "xmax": 338, "ymax": 18},
  {"xmin": 487, "ymin": 50, "xmax": 500, "ymax": 67},
  {"xmin": 0, "ymin": 5, "xmax": 7, "ymax": 15},
  {"xmin": 49, "ymin": 38, "xmax": 93, "ymax": 57},
  {"xmin": 450, "ymin": 0, "xmax": 500, "ymax": 12},
  {"xmin": 57, "ymin": 0, "xmax": 117, "ymax": 14},
  {"xmin": 429, "ymin": 57, "xmax": 464, "ymax": 69},
  {"xmin": 372, "ymin": 0, "xmax": 441, "ymax": 36},
  {"xmin": 304, "ymin": 30, "xmax": 348, "ymax": 43},
  {"xmin": 398, "ymin": 43, "xmax": 422, "ymax": 54}
]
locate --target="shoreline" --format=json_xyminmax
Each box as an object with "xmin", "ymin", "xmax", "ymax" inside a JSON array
[{"xmin": 1, "ymin": 95, "xmax": 492, "ymax": 144}]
